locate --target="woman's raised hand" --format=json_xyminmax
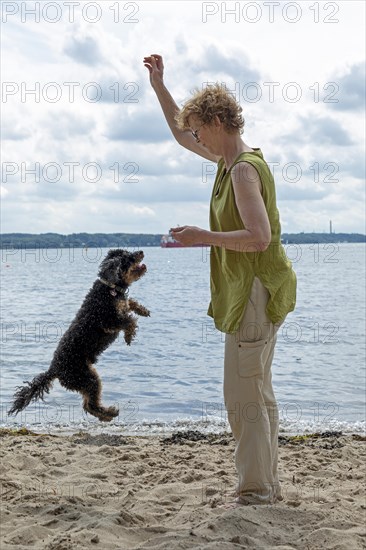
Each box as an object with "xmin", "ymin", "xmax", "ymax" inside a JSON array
[{"xmin": 143, "ymin": 54, "xmax": 164, "ymax": 88}]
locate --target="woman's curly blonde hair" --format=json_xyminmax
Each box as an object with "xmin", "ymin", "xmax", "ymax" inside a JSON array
[{"xmin": 175, "ymin": 83, "xmax": 245, "ymax": 134}]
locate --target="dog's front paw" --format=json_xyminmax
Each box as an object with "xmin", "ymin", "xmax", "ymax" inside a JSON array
[
  {"xmin": 124, "ymin": 333, "xmax": 134, "ymax": 346},
  {"xmin": 128, "ymin": 299, "xmax": 150, "ymax": 317}
]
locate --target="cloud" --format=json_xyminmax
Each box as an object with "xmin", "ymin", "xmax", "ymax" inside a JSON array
[
  {"xmin": 3, "ymin": 21, "xmax": 58, "ymax": 64},
  {"xmin": 63, "ymin": 32, "xmax": 105, "ymax": 66},
  {"xmin": 280, "ymin": 115, "xmax": 354, "ymax": 147},
  {"xmin": 102, "ymin": 174, "xmax": 212, "ymax": 204},
  {"xmin": 175, "ymin": 36, "xmax": 188, "ymax": 55},
  {"xmin": 1, "ymin": 118, "xmax": 31, "ymax": 141},
  {"xmin": 91, "ymin": 76, "xmax": 141, "ymax": 104},
  {"xmin": 306, "ymin": 116, "xmax": 353, "ymax": 146},
  {"xmin": 105, "ymin": 108, "xmax": 172, "ymax": 142},
  {"xmin": 328, "ymin": 62, "xmax": 366, "ymax": 111},
  {"xmin": 43, "ymin": 111, "xmax": 96, "ymax": 141},
  {"xmin": 0, "ymin": 186, "xmax": 9, "ymax": 198},
  {"xmin": 192, "ymin": 44, "xmax": 261, "ymax": 84},
  {"xmin": 344, "ymin": 150, "xmax": 366, "ymax": 180},
  {"xmin": 277, "ymin": 183, "xmax": 328, "ymax": 202}
]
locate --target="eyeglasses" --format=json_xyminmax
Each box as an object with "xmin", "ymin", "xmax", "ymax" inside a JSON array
[{"xmin": 191, "ymin": 123, "xmax": 205, "ymax": 143}]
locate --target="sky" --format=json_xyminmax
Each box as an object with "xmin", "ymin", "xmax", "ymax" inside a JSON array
[{"xmin": 1, "ymin": 0, "xmax": 365, "ymax": 235}]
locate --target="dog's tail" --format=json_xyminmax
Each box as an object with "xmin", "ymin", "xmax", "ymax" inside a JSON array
[{"xmin": 8, "ymin": 370, "xmax": 55, "ymax": 416}]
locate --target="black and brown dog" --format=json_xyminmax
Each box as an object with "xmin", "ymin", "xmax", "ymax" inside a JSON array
[{"xmin": 8, "ymin": 248, "xmax": 150, "ymax": 422}]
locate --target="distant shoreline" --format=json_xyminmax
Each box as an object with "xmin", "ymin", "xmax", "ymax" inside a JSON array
[{"xmin": 0, "ymin": 232, "xmax": 365, "ymax": 249}]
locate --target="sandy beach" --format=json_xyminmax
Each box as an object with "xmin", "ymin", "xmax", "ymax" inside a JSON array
[{"xmin": 0, "ymin": 429, "xmax": 365, "ymax": 550}]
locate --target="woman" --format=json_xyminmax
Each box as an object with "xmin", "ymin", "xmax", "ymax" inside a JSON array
[{"xmin": 143, "ymin": 54, "xmax": 296, "ymax": 505}]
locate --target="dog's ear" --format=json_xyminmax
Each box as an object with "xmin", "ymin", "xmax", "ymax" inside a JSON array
[{"xmin": 98, "ymin": 257, "xmax": 121, "ymax": 284}]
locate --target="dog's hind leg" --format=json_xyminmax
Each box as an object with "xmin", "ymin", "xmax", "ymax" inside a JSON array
[{"xmin": 81, "ymin": 364, "xmax": 119, "ymax": 422}]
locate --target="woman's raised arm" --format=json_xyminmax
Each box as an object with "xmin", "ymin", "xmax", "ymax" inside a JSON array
[{"xmin": 143, "ymin": 54, "xmax": 220, "ymax": 163}]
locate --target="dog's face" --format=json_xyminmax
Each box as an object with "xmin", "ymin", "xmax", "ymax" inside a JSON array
[{"xmin": 98, "ymin": 249, "xmax": 147, "ymax": 287}]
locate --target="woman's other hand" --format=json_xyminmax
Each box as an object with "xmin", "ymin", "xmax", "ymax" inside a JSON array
[{"xmin": 170, "ymin": 225, "xmax": 206, "ymax": 246}]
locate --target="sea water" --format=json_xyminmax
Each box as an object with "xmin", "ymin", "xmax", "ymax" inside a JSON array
[{"xmin": 1, "ymin": 243, "xmax": 365, "ymax": 435}]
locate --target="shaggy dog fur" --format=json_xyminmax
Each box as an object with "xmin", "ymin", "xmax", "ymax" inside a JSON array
[{"xmin": 8, "ymin": 249, "xmax": 150, "ymax": 422}]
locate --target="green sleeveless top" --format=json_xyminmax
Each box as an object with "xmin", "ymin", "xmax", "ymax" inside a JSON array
[{"xmin": 207, "ymin": 149, "xmax": 296, "ymax": 333}]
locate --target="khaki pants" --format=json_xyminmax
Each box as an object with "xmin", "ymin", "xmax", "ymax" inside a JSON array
[{"xmin": 224, "ymin": 277, "xmax": 283, "ymax": 504}]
